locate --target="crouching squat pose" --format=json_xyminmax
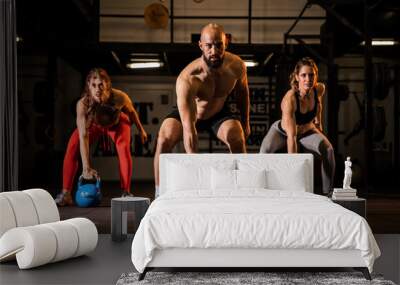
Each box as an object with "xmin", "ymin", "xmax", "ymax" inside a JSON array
[
  {"xmin": 259, "ymin": 57, "xmax": 335, "ymax": 194},
  {"xmin": 154, "ymin": 23, "xmax": 251, "ymax": 196},
  {"xmin": 55, "ymin": 68, "xmax": 148, "ymax": 206}
]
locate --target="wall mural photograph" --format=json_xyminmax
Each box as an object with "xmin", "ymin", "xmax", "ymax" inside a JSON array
[{"xmin": 1, "ymin": 0, "xmax": 400, "ymax": 284}]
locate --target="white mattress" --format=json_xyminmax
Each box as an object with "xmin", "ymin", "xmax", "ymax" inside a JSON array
[{"xmin": 131, "ymin": 190, "xmax": 380, "ymax": 273}]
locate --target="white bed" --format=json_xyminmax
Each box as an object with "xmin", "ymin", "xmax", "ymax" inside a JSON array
[{"xmin": 131, "ymin": 154, "xmax": 380, "ymax": 280}]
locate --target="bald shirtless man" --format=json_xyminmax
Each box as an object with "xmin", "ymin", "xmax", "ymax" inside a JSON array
[{"xmin": 154, "ymin": 23, "xmax": 250, "ymax": 196}]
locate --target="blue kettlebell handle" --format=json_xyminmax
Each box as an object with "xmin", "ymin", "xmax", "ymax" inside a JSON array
[{"xmin": 78, "ymin": 175, "xmax": 101, "ymax": 189}]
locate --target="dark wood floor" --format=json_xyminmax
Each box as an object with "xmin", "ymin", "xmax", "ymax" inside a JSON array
[
  {"xmin": 58, "ymin": 181, "xmax": 400, "ymax": 234},
  {"xmin": 366, "ymin": 196, "xmax": 400, "ymax": 234}
]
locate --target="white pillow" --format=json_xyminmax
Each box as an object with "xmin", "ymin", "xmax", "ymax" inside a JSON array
[
  {"xmin": 211, "ymin": 168, "xmax": 236, "ymax": 190},
  {"xmin": 167, "ymin": 162, "xmax": 210, "ymax": 191},
  {"xmin": 266, "ymin": 161, "xmax": 307, "ymax": 191},
  {"xmin": 167, "ymin": 160, "xmax": 235, "ymax": 192},
  {"xmin": 237, "ymin": 169, "xmax": 267, "ymax": 189},
  {"xmin": 237, "ymin": 159, "xmax": 308, "ymax": 191},
  {"xmin": 211, "ymin": 169, "xmax": 267, "ymax": 190}
]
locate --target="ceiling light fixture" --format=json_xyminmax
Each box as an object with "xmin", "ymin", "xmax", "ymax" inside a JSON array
[
  {"xmin": 361, "ymin": 39, "xmax": 398, "ymax": 46},
  {"xmin": 129, "ymin": 53, "xmax": 160, "ymax": 57},
  {"xmin": 129, "ymin": 58, "xmax": 161, "ymax": 62},
  {"xmin": 126, "ymin": 62, "xmax": 164, "ymax": 69},
  {"xmin": 244, "ymin": 60, "xmax": 259, "ymax": 67}
]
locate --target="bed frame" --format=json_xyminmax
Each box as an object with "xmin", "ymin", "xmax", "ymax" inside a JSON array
[
  {"xmin": 139, "ymin": 248, "xmax": 371, "ymax": 280},
  {"xmin": 138, "ymin": 154, "xmax": 371, "ymax": 280}
]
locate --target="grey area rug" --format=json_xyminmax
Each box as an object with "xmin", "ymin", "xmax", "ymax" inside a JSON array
[{"xmin": 116, "ymin": 272, "xmax": 396, "ymax": 285}]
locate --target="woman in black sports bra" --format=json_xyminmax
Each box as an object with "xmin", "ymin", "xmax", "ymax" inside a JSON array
[{"xmin": 260, "ymin": 57, "xmax": 335, "ymax": 194}]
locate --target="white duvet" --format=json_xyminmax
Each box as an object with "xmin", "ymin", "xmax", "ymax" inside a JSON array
[{"xmin": 131, "ymin": 190, "xmax": 380, "ymax": 273}]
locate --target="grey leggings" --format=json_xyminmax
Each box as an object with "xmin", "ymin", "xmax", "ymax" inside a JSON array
[{"xmin": 260, "ymin": 120, "xmax": 335, "ymax": 194}]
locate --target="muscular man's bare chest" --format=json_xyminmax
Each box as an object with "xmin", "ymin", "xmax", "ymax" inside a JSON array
[{"xmin": 196, "ymin": 72, "xmax": 237, "ymax": 100}]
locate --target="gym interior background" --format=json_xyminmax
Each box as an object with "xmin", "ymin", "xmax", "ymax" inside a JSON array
[{"xmin": 4, "ymin": 0, "xmax": 400, "ymax": 198}]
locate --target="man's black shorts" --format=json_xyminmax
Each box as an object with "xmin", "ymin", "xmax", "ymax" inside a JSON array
[{"xmin": 165, "ymin": 105, "xmax": 240, "ymax": 136}]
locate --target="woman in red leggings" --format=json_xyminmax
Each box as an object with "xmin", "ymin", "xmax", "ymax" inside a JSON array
[{"xmin": 55, "ymin": 68, "xmax": 147, "ymax": 206}]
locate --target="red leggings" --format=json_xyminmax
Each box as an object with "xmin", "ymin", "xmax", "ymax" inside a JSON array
[{"xmin": 63, "ymin": 113, "xmax": 132, "ymax": 193}]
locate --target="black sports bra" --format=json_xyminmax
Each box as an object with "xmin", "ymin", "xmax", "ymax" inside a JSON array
[{"xmin": 295, "ymin": 88, "xmax": 318, "ymax": 125}]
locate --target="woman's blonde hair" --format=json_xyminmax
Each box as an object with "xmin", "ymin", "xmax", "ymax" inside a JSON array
[
  {"xmin": 289, "ymin": 57, "xmax": 318, "ymax": 91},
  {"xmin": 81, "ymin": 68, "xmax": 112, "ymax": 116}
]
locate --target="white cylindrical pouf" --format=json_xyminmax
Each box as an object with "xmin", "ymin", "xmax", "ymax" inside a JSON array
[
  {"xmin": 0, "ymin": 226, "xmax": 57, "ymax": 269},
  {"xmin": 24, "ymin": 189, "xmax": 60, "ymax": 223},
  {"xmin": 1, "ymin": 192, "xmax": 39, "ymax": 227},
  {"xmin": 0, "ymin": 196, "xmax": 17, "ymax": 237},
  {"xmin": 42, "ymin": 221, "xmax": 79, "ymax": 263},
  {"xmin": 65, "ymin": 218, "xmax": 98, "ymax": 257},
  {"xmin": 0, "ymin": 190, "xmax": 98, "ymax": 269}
]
